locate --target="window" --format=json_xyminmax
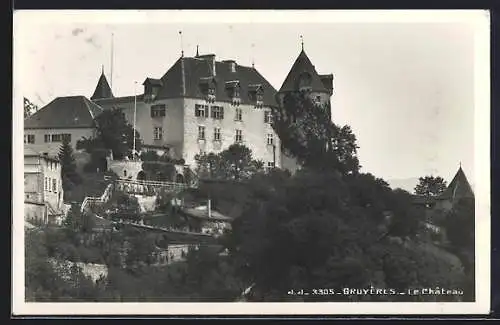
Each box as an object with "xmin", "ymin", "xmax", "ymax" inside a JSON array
[
  {"xmin": 47, "ymin": 177, "xmax": 52, "ymax": 192},
  {"xmin": 154, "ymin": 127, "xmax": 163, "ymax": 140},
  {"xmin": 264, "ymin": 110, "xmax": 273, "ymax": 124},
  {"xmin": 151, "ymin": 104, "xmax": 166, "ymax": 118},
  {"xmin": 211, "ymin": 106, "xmax": 224, "ymax": 120},
  {"xmin": 235, "ymin": 108, "xmax": 242, "ymax": 121},
  {"xmin": 235, "ymin": 129, "xmax": 243, "ymax": 143},
  {"xmin": 52, "ymin": 178, "xmax": 57, "ymax": 193},
  {"xmin": 198, "ymin": 126, "xmax": 206, "ymax": 140},
  {"xmin": 44, "ymin": 177, "xmax": 48, "ymax": 191},
  {"xmin": 213, "ymin": 127, "xmax": 221, "ymax": 141},
  {"xmin": 316, "ymin": 95, "xmax": 321, "ymax": 103},
  {"xmin": 267, "ymin": 161, "xmax": 275, "ymax": 169},
  {"xmin": 195, "ymin": 104, "xmax": 209, "ymax": 117},
  {"xmin": 51, "ymin": 134, "xmax": 62, "ymax": 142},
  {"xmin": 267, "ymin": 133, "xmax": 274, "ymax": 146},
  {"xmin": 24, "ymin": 134, "xmax": 35, "ymax": 144},
  {"xmin": 62, "ymin": 134, "xmax": 71, "ymax": 142},
  {"xmin": 44, "ymin": 134, "xmax": 51, "ymax": 143}
]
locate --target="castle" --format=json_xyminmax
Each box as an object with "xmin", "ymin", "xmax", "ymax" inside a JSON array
[{"xmin": 24, "ymin": 45, "xmax": 334, "ymax": 174}]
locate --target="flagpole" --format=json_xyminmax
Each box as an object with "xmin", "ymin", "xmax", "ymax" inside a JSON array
[{"xmin": 133, "ymin": 81, "xmax": 137, "ymax": 158}]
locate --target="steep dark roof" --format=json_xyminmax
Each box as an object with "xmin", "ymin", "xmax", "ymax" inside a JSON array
[
  {"xmin": 91, "ymin": 72, "xmax": 114, "ymax": 100},
  {"xmin": 279, "ymin": 49, "xmax": 329, "ymax": 93},
  {"xmin": 152, "ymin": 56, "xmax": 278, "ymax": 106},
  {"xmin": 439, "ymin": 167, "xmax": 474, "ymax": 201},
  {"xmin": 24, "ymin": 96, "xmax": 103, "ymax": 129},
  {"xmin": 143, "ymin": 78, "xmax": 163, "ymax": 86}
]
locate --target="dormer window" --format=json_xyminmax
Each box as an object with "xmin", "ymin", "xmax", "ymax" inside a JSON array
[
  {"xmin": 225, "ymin": 80, "xmax": 241, "ymax": 106},
  {"xmin": 143, "ymin": 78, "xmax": 163, "ymax": 103},
  {"xmin": 199, "ymin": 77, "xmax": 216, "ymax": 103},
  {"xmin": 249, "ymin": 84, "xmax": 264, "ymax": 108}
]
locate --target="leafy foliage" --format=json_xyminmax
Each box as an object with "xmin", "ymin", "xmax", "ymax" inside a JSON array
[
  {"xmin": 140, "ymin": 151, "xmax": 177, "ymax": 182},
  {"xmin": 77, "ymin": 108, "xmax": 142, "ymax": 160},
  {"xmin": 272, "ymin": 92, "xmax": 360, "ymax": 175},
  {"xmin": 58, "ymin": 136, "xmax": 82, "ymax": 195},
  {"xmin": 414, "ymin": 176, "xmax": 447, "ymax": 197},
  {"xmin": 24, "ymin": 97, "xmax": 38, "ymax": 119},
  {"xmin": 195, "ymin": 144, "xmax": 264, "ymax": 181},
  {"xmin": 221, "ymin": 169, "xmax": 464, "ymax": 301}
]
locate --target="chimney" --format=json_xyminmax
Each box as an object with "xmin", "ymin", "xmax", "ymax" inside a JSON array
[
  {"xmin": 198, "ymin": 54, "xmax": 216, "ymax": 77},
  {"xmin": 223, "ymin": 60, "xmax": 237, "ymax": 73}
]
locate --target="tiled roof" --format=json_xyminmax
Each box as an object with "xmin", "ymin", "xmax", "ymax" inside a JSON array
[
  {"xmin": 24, "ymin": 96, "xmax": 103, "ymax": 129},
  {"xmin": 91, "ymin": 72, "xmax": 114, "ymax": 100},
  {"xmin": 155, "ymin": 56, "xmax": 278, "ymax": 106},
  {"xmin": 279, "ymin": 49, "xmax": 329, "ymax": 93},
  {"xmin": 143, "ymin": 78, "xmax": 163, "ymax": 86},
  {"xmin": 439, "ymin": 167, "xmax": 474, "ymax": 200},
  {"xmin": 24, "ymin": 146, "xmax": 59, "ymax": 161}
]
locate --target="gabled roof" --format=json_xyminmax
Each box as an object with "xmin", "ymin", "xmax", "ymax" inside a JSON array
[
  {"xmin": 143, "ymin": 78, "xmax": 163, "ymax": 87},
  {"xmin": 154, "ymin": 56, "xmax": 278, "ymax": 106},
  {"xmin": 91, "ymin": 71, "xmax": 114, "ymax": 100},
  {"xmin": 279, "ymin": 49, "xmax": 329, "ymax": 93},
  {"xmin": 439, "ymin": 167, "xmax": 474, "ymax": 201},
  {"xmin": 24, "ymin": 96, "xmax": 103, "ymax": 129},
  {"xmin": 24, "ymin": 146, "xmax": 59, "ymax": 161}
]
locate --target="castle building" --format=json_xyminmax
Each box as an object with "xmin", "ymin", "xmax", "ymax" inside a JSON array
[
  {"xmin": 413, "ymin": 166, "xmax": 475, "ymax": 212},
  {"xmin": 276, "ymin": 47, "xmax": 334, "ymax": 173},
  {"xmin": 24, "ymin": 45, "xmax": 334, "ymax": 175},
  {"xmin": 91, "ymin": 51, "xmax": 281, "ymax": 169}
]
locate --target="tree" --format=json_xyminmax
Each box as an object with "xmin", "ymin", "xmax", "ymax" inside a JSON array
[
  {"xmin": 140, "ymin": 152, "xmax": 177, "ymax": 182},
  {"xmin": 272, "ymin": 92, "xmax": 360, "ymax": 175},
  {"xmin": 77, "ymin": 108, "xmax": 142, "ymax": 161},
  {"xmin": 443, "ymin": 197, "xmax": 475, "ymax": 250},
  {"xmin": 58, "ymin": 136, "xmax": 81, "ymax": 193},
  {"xmin": 195, "ymin": 144, "xmax": 264, "ymax": 181},
  {"xmin": 223, "ymin": 169, "xmax": 464, "ymax": 302},
  {"xmin": 414, "ymin": 176, "xmax": 447, "ymax": 197},
  {"xmin": 24, "ymin": 97, "xmax": 38, "ymax": 119}
]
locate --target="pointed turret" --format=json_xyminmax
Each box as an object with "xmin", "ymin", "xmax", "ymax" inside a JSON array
[
  {"xmin": 91, "ymin": 68, "xmax": 114, "ymax": 100},
  {"xmin": 279, "ymin": 49, "xmax": 329, "ymax": 93},
  {"xmin": 439, "ymin": 166, "xmax": 474, "ymax": 201}
]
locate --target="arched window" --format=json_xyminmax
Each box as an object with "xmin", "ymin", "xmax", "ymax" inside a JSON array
[
  {"xmin": 137, "ymin": 171, "xmax": 146, "ymax": 181},
  {"xmin": 175, "ymin": 174, "xmax": 185, "ymax": 184}
]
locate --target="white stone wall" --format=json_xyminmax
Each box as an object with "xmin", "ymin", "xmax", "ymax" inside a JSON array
[
  {"xmin": 40, "ymin": 157, "xmax": 64, "ymax": 212},
  {"xmin": 98, "ymin": 96, "xmax": 282, "ymax": 170},
  {"xmin": 24, "ymin": 202, "xmax": 47, "ymax": 223},
  {"xmin": 107, "ymin": 160, "xmax": 143, "ymax": 179},
  {"xmin": 98, "ymin": 98, "xmax": 185, "ymax": 159},
  {"xmin": 181, "ymin": 97, "xmax": 281, "ymax": 168},
  {"xmin": 24, "ymin": 154, "xmax": 64, "ymax": 220},
  {"xmin": 24, "ymin": 127, "xmax": 96, "ymax": 156}
]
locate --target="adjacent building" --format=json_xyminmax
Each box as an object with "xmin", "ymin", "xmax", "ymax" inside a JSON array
[
  {"xmin": 413, "ymin": 166, "xmax": 475, "ymax": 212},
  {"xmin": 24, "ymin": 95, "xmax": 103, "ymax": 156},
  {"xmin": 24, "ymin": 147, "xmax": 66, "ymax": 224}
]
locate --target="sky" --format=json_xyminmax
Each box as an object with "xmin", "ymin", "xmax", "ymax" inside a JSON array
[{"xmin": 14, "ymin": 10, "xmax": 486, "ymax": 187}]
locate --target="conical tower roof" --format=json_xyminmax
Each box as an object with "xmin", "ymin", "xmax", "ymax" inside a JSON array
[
  {"xmin": 439, "ymin": 166, "xmax": 474, "ymax": 201},
  {"xmin": 91, "ymin": 68, "xmax": 114, "ymax": 100},
  {"xmin": 279, "ymin": 49, "xmax": 328, "ymax": 93}
]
